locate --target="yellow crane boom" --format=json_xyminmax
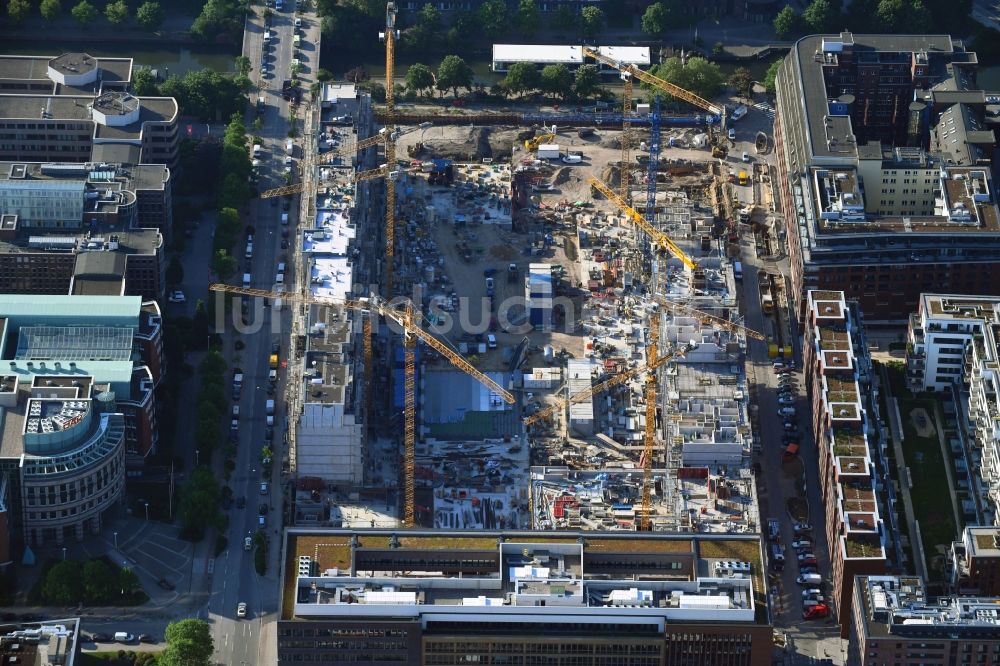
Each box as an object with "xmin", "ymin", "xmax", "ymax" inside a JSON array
[
  {"xmin": 640, "ymin": 311, "xmax": 659, "ymax": 531},
  {"xmin": 211, "ymin": 282, "xmax": 516, "ymax": 527},
  {"xmin": 210, "ymin": 284, "xmax": 515, "ymax": 404},
  {"xmin": 651, "ymin": 295, "xmax": 765, "ymax": 341},
  {"xmin": 589, "ymin": 177, "xmax": 698, "ymax": 270},
  {"xmin": 582, "ymin": 47, "xmax": 725, "ymax": 120},
  {"xmin": 523, "ymin": 344, "xmax": 688, "ymax": 427}
]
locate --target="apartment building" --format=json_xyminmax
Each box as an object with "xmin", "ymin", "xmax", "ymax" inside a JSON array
[
  {"xmin": 279, "ymin": 528, "xmax": 773, "ymax": 666},
  {"xmin": 906, "ymin": 294, "xmax": 1000, "ymax": 524},
  {"xmin": 0, "ymin": 53, "xmax": 179, "ymax": 168},
  {"xmin": 905, "ymin": 294, "xmax": 998, "ymax": 392},
  {"xmin": 849, "ymin": 574, "xmax": 1000, "ymax": 666},
  {"xmin": 804, "ymin": 290, "xmax": 896, "ymax": 637},
  {"xmin": 949, "ymin": 526, "xmax": 1000, "ymax": 596},
  {"xmin": 773, "ymin": 33, "xmax": 1000, "ymax": 322},
  {"xmin": 0, "ymin": 161, "xmax": 169, "ymax": 300}
]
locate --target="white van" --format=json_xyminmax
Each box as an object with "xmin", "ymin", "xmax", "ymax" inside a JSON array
[
  {"xmin": 285, "ymin": 139, "xmax": 294, "ymax": 155},
  {"xmin": 245, "ymin": 242, "xmax": 253, "ymax": 258},
  {"xmin": 263, "ymin": 30, "xmax": 271, "ymax": 41},
  {"xmin": 252, "ymin": 144, "xmax": 262, "ymax": 158},
  {"xmin": 487, "ymin": 334, "xmax": 497, "ymax": 349},
  {"xmin": 280, "ymin": 213, "xmax": 289, "ymax": 225},
  {"xmin": 114, "ymin": 632, "xmax": 134, "ymax": 643},
  {"xmin": 275, "ymin": 273, "xmax": 284, "ymax": 285},
  {"xmin": 277, "ymin": 262, "xmax": 286, "ymax": 273},
  {"xmin": 242, "ymin": 273, "xmax": 251, "ymax": 287}
]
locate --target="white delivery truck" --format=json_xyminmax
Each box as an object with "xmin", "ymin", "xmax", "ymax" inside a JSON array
[{"xmin": 537, "ymin": 144, "xmax": 560, "ymax": 159}]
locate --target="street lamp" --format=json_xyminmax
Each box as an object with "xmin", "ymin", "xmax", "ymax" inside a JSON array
[
  {"xmin": 62, "ymin": 547, "xmax": 66, "ymax": 561},
  {"xmin": 196, "ymin": 449, "xmax": 200, "ymax": 466},
  {"xmin": 143, "ymin": 501, "xmax": 150, "ymax": 521},
  {"xmin": 113, "ymin": 531, "xmax": 118, "ymax": 550}
]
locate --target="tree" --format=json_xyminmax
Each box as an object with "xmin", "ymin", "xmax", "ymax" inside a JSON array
[
  {"xmin": 516, "ymin": 0, "xmax": 540, "ymax": 36},
  {"xmin": 83, "ymin": 560, "xmax": 117, "ymax": 603},
  {"xmin": 161, "ymin": 619, "xmax": 214, "ymax": 666},
  {"xmin": 437, "ymin": 55, "xmax": 473, "ymax": 97},
  {"xmin": 729, "ymin": 67, "xmax": 753, "ymax": 100},
  {"xmin": 119, "ymin": 567, "xmax": 140, "ymax": 597},
  {"xmin": 136, "ymin": 1, "xmax": 164, "ymax": 30},
  {"xmin": 504, "ymin": 62, "xmax": 540, "ymax": 97},
  {"xmin": 41, "ymin": 0, "xmax": 62, "ymax": 21},
  {"xmin": 802, "ymin": 0, "xmax": 838, "ymax": 33},
  {"xmin": 713, "ymin": 41, "xmax": 724, "ymax": 55},
  {"xmin": 641, "ymin": 2, "xmax": 676, "ymax": 37},
  {"xmin": 344, "ymin": 66, "xmax": 369, "ymax": 83},
  {"xmin": 648, "ymin": 57, "xmax": 725, "ymax": 101},
  {"xmin": 234, "ymin": 56, "xmax": 251, "ymax": 78},
  {"xmin": 906, "ymin": 0, "xmax": 933, "ymax": 32},
  {"xmin": 177, "ymin": 466, "xmax": 222, "ymax": 540},
  {"xmin": 167, "ymin": 255, "xmax": 185, "ymax": 286},
  {"xmin": 574, "ymin": 64, "xmax": 601, "ymax": 99},
  {"xmin": 42, "ymin": 561, "xmax": 83, "ymax": 605},
  {"xmin": 71, "ymin": 0, "xmax": 97, "ymax": 22},
  {"xmin": 105, "ymin": 0, "xmax": 128, "ymax": 23},
  {"xmin": 260, "ymin": 446, "xmax": 273, "ymax": 462},
  {"xmin": 131, "ymin": 67, "xmax": 159, "ymax": 96},
  {"xmin": 211, "ymin": 249, "xmax": 237, "ymax": 279},
  {"xmin": 773, "ymin": 5, "xmax": 799, "ymax": 37},
  {"xmin": 405, "ymin": 63, "xmax": 435, "ymax": 98},
  {"xmin": 540, "ymin": 64, "xmax": 573, "ymax": 100},
  {"xmin": 477, "ymin": 0, "xmax": 509, "ymax": 37},
  {"xmin": 7, "ymin": 0, "xmax": 31, "ymax": 21},
  {"xmin": 191, "ymin": 0, "xmax": 243, "ymax": 42},
  {"xmin": 550, "ymin": 5, "xmax": 577, "ymax": 32},
  {"xmin": 317, "ymin": 68, "xmax": 334, "ymax": 82},
  {"xmin": 763, "ymin": 59, "xmax": 781, "ymax": 95},
  {"xmin": 580, "ymin": 6, "xmax": 604, "ymax": 38}
]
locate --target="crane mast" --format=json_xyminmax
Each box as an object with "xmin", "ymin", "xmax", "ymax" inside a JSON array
[{"xmin": 381, "ymin": 1, "xmax": 398, "ymax": 296}]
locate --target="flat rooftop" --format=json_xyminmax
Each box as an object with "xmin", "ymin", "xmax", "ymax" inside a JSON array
[
  {"xmin": 0, "ymin": 94, "xmax": 177, "ymax": 140},
  {"xmin": 859, "ymin": 575, "xmax": 1000, "ymax": 637},
  {"xmin": 0, "ymin": 618, "xmax": 79, "ymax": 666},
  {"xmin": 0, "ymin": 53, "xmax": 130, "ymax": 92},
  {"xmin": 922, "ymin": 294, "xmax": 1000, "ymax": 321},
  {"xmin": 282, "ymin": 528, "xmax": 768, "ymax": 625}
]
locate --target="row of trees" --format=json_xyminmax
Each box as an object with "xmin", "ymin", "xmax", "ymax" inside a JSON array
[
  {"xmin": 133, "ymin": 66, "xmax": 251, "ymax": 123},
  {"xmin": 178, "ymin": 464, "xmax": 226, "ymax": 541},
  {"xmin": 645, "ymin": 57, "xmax": 727, "ymax": 103},
  {"xmin": 6, "ymin": 0, "xmax": 165, "ymax": 29},
  {"xmin": 41, "ymin": 558, "xmax": 141, "ymax": 606},
  {"xmin": 773, "ymin": 0, "xmax": 967, "ymax": 38},
  {"xmin": 191, "ymin": 350, "xmax": 228, "ymax": 472},
  {"xmin": 320, "ymin": 0, "xmax": 604, "ymax": 58},
  {"xmin": 191, "ymin": 0, "xmax": 249, "ymax": 42}
]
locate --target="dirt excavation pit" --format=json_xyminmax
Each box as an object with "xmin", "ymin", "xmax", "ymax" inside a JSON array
[{"xmin": 398, "ymin": 126, "xmax": 525, "ymax": 161}]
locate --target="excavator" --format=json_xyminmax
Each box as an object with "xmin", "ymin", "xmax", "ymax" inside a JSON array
[{"xmin": 524, "ymin": 132, "xmax": 556, "ymax": 151}]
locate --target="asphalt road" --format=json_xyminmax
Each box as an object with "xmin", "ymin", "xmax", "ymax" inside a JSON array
[{"xmin": 207, "ymin": 2, "xmax": 315, "ymax": 664}]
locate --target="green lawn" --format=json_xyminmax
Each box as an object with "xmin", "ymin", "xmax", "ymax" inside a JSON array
[{"xmin": 880, "ymin": 362, "xmax": 958, "ymax": 579}]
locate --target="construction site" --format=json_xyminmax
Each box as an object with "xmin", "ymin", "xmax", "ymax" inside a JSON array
[{"xmin": 213, "ymin": 5, "xmax": 778, "ymax": 538}]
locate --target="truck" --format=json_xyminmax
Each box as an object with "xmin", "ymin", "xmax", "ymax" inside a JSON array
[
  {"xmin": 537, "ymin": 144, "xmax": 560, "ymax": 160},
  {"xmin": 232, "ymin": 372, "xmax": 244, "ymax": 399}
]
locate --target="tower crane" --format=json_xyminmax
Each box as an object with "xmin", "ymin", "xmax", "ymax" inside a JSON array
[
  {"xmin": 588, "ymin": 176, "xmax": 698, "ymax": 271},
  {"xmin": 259, "ymin": 162, "xmax": 423, "ymax": 199},
  {"xmin": 522, "ymin": 344, "xmax": 689, "ymax": 427},
  {"xmin": 582, "ymin": 47, "xmax": 726, "ymax": 134},
  {"xmin": 640, "ymin": 311, "xmax": 659, "ymax": 531},
  {"xmin": 650, "ymin": 294, "xmax": 765, "ymax": 341},
  {"xmin": 209, "ymin": 284, "xmax": 515, "ymax": 527},
  {"xmin": 621, "ymin": 70, "xmax": 633, "ymax": 203},
  {"xmin": 380, "ymin": 1, "xmax": 399, "ymax": 296},
  {"xmin": 645, "ymin": 96, "xmax": 661, "ymax": 224}
]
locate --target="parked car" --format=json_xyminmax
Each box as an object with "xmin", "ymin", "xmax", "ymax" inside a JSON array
[
  {"xmin": 237, "ymin": 602, "xmax": 248, "ymax": 618},
  {"xmin": 792, "ymin": 539, "xmax": 813, "ymax": 550},
  {"xmin": 91, "ymin": 633, "xmax": 112, "ymax": 642},
  {"xmin": 779, "ymin": 396, "xmax": 796, "ymax": 405},
  {"xmin": 156, "ymin": 578, "xmax": 175, "ymax": 591},
  {"xmin": 793, "ymin": 522, "xmax": 813, "ymax": 534},
  {"xmin": 259, "ymin": 503, "xmax": 269, "ymax": 515},
  {"xmin": 280, "ymin": 239, "xmax": 289, "ymax": 249},
  {"xmin": 799, "ymin": 557, "xmax": 818, "ymax": 567},
  {"xmin": 801, "ymin": 588, "xmax": 823, "ymax": 598},
  {"xmin": 138, "ymin": 634, "xmax": 156, "ymax": 644},
  {"xmin": 728, "ymin": 128, "xmax": 736, "ymax": 141},
  {"xmin": 797, "ymin": 551, "xmax": 816, "ymax": 561},
  {"xmin": 167, "ymin": 290, "xmax": 186, "ymax": 303},
  {"xmin": 803, "ymin": 603, "xmax": 830, "ymax": 619}
]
